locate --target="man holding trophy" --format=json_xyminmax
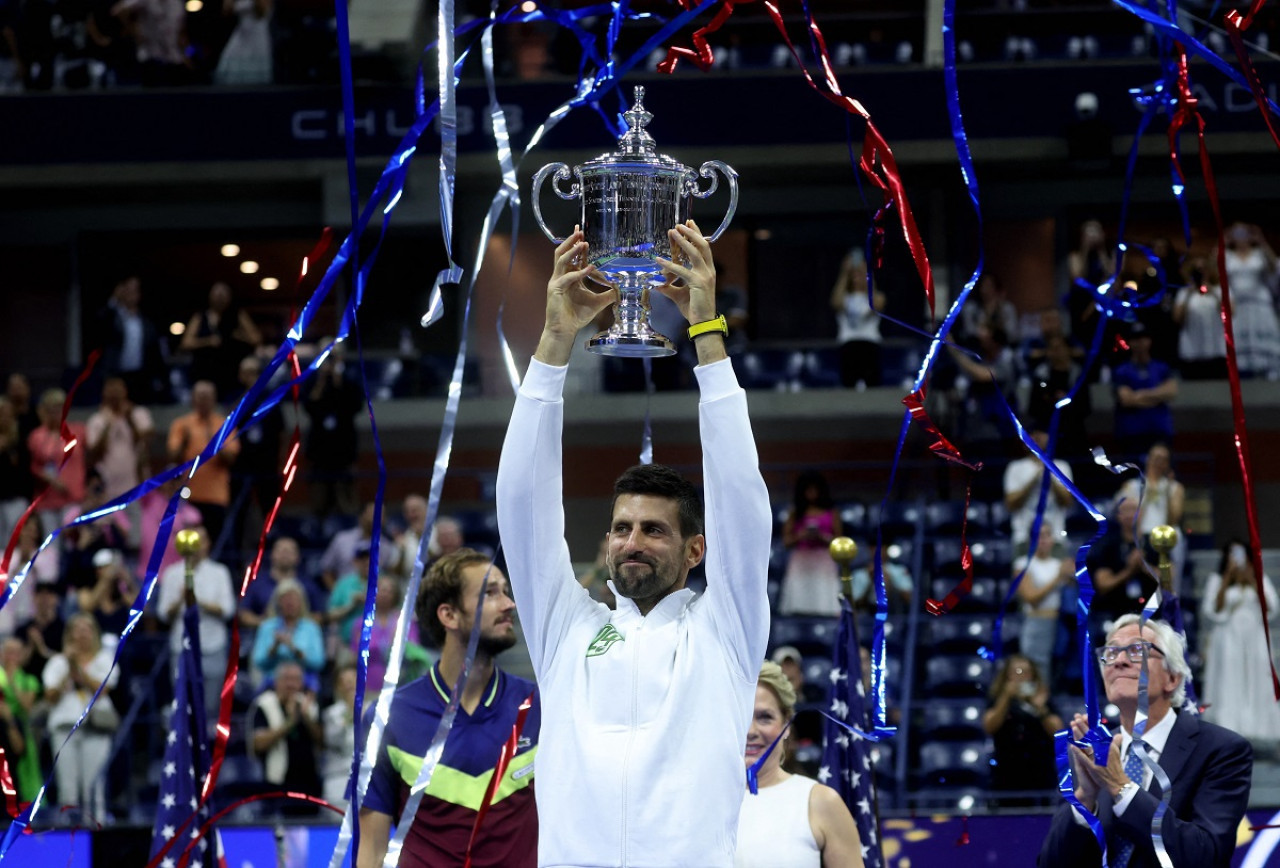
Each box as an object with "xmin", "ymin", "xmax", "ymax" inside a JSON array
[{"xmin": 495, "ymin": 214, "xmax": 772, "ymax": 866}]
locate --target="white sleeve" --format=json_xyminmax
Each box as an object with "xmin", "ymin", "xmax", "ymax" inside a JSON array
[
  {"xmin": 42, "ymin": 655, "xmax": 68, "ymax": 692},
  {"xmin": 496, "ymin": 359, "xmax": 599, "ymax": 677},
  {"xmin": 156, "ymin": 567, "xmax": 179, "ymax": 624},
  {"xmin": 694, "ymin": 358, "xmax": 772, "ymax": 681},
  {"xmin": 211, "ymin": 564, "xmax": 237, "ymax": 618}
]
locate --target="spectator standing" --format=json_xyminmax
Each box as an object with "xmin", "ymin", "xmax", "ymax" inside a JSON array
[
  {"xmin": 4, "ymin": 375, "xmax": 37, "ymax": 449},
  {"xmin": 180, "ymin": 282, "xmax": 262, "ymax": 402},
  {"xmin": 111, "ymin": 0, "xmax": 192, "ymax": 86},
  {"xmin": 1172, "ymin": 264, "xmax": 1227, "ymax": 380},
  {"xmin": 1112, "ymin": 323, "xmax": 1177, "ymax": 458},
  {"xmin": 136, "ymin": 470, "xmax": 202, "ymax": 582},
  {"xmin": 1066, "ymin": 219, "xmax": 1116, "ymax": 348},
  {"xmin": 849, "ymin": 545, "xmax": 913, "ymax": 614},
  {"xmin": 16, "ymin": 582, "xmax": 63, "ymax": 680},
  {"xmin": 248, "ymin": 660, "xmax": 321, "ymax": 816},
  {"xmin": 28, "ymin": 389, "xmax": 85, "ymax": 535},
  {"xmin": 213, "ymin": 0, "xmax": 272, "ymax": 85},
  {"xmin": 777, "ymin": 471, "xmax": 843, "ymax": 617},
  {"xmin": 326, "ymin": 540, "xmax": 371, "ymax": 646},
  {"xmin": 318, "ymin": 502, "xmax": 398, "ymax": 592},
  {"xmin": 1115, "ymin": 443, "xmax": 1186, "ymax": 588},
  {"xmin": 166, "ymin": 380, "xmax": 240, "ymax": 549},
  {"xmin": 303, "ymin": 346, "xmax": 362, "ymax": 519},
  {"xmin": 0, "ymin": 519, "xmax": 54, "ymax": 639},
  {"xmin": 60, "ymin": 473, "xmax": 131, "ymax": 595},
  {"xmin": 1027, "ymin": 332, "xmax": 1091, "ymax": 459},
  {"xmin": 0, "ymin": 637, "xmax": 40, "ymax": 802},
  {"xmin": 77, "ymin": 548, "xmax": 137, "ymax": 643},
  {"xmin": 42, "ymin": 613, "xmax": 118, "ymax": 819},
  {"xmin": 830, "ymin": 247, "xmax": 884, "ymax": 388},
  {"xmin": 426, "ymin": 514, "xmax": 467, "ymax": 562},
  {"xmin": 250, "ymin": 578, "xmax": 325, "ymax": 686},
  {"xmin": 1220, "ymin": 222, "xmax": 1280, "ymax": 379},
  {"xmin": 156, "ymin": 527, "xmax": 235, "ymax": 721},
  {"xmin": 1003, "ymin": 429, "xmax": 1074, "ymax": 556},
  {"xmin": 982, "ymin": 654, "xmax": 1062, "ymax": 799},
  {"xmin": 960, "ymin": 272, "xmax": 1020, "ymax": 347},
  {"xmin": 0, "ymin": 397, "xmax": 29, "ymax": 547},
  {"xmin": 98, "ymin": 276, "xmax": 167, "ymax": 404},
  {"xmin": 85, "ymin": 377, "xmax": 153, "ymax": 502},
  {"xmin": 393, "ymin": 493, "xmax": 427, "ymax": 576},
  {"xmin": 947, "ymin": 318, "xmax": 1018, "ymax": 466},
  {"xmin": 1014, "ymin": 525, "xmax": 1071, "ymax": 685},
  {"xmin": 321, "ymin": 662, "xmax": 356, "ymax": 808},
  {"xmin": 1200, "ymin": 539, "xmax": 1280, "ymax": 747},
  {"xmin": 1134, "ymin": 238, "xmax": 1183, "ymax": 366},
  {"xmin": 230, "ymin": 356, "xmax": 283, "ymax": 553},
  {"xmin": 1084, "ymin": 498, "xmax": 1156, "ymax": 642}
]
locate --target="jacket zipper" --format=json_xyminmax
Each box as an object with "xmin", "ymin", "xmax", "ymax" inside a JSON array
[{"xmin": 619, "ymin": 621, "xmax": 640, "ymax": 867}]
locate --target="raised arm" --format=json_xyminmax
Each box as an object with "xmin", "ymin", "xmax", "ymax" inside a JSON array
[
  {"xmin": 658, "ymin": 222, "xmax": 771, "ymax": 677},
  {"xmin": 497, "ymin": 230, "xmax": 615, "ymax": 675}
]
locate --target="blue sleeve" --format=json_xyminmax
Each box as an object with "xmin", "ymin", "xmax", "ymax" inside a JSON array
[
  {"xmin": 297, "ymin": 621, "xmax": 326, "ymax": 672},
  {"xmin": 250, "ymin": 618, "xmax": 275, "ymax": 671}
]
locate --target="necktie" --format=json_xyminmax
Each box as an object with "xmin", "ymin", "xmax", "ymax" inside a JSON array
[{"xmin": 1110, "ymin": 742, "xmax": 1148, "ymax": 868}]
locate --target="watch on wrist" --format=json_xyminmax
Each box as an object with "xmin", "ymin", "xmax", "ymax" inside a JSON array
[
  {"xmin": 687, "ymin": 314, "xmax": 728, "ymax": 340},
  {"xmin": 1115, "ymin": 781, "xmax": 1139, "ymax": 800}
]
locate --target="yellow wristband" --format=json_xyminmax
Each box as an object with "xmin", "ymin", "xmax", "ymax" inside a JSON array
[{"xmin": 687, "ymin": 314, "xmax": 728, "ymax": 340}]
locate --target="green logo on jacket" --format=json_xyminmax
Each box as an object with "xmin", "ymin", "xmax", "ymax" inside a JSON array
[{"xmin": 586, "ymin": 624, "xmax": 624, "ymax": 658}]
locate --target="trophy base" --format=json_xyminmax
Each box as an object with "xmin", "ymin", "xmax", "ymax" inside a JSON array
[{"xmin": 586, "ymin": 330, "xmax": 676, "ymax": 357}]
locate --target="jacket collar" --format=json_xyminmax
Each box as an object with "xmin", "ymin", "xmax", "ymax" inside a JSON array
[{"xmin": 609, "ymin": 580, "xmax": 696, "ymax": 628}]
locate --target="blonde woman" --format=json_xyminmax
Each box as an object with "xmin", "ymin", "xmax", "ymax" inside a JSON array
[
  {"xmin": 736, "ymin": 661, "xmax": 863, "ymax": 868},
  {"xmin": 42, "ymin": 613, "xmax": 119, "ymax": 818}
]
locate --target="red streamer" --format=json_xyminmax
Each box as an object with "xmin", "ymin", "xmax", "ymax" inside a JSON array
[
  {"xmin": 1223, "ymin": 9, "xmax": 1280, "ymax": 153},
  {"xmin": 0, "ymin": 349, "xmax": 101, "ymax": 585},
  {"xmin": 463, "ymin": 691, "xmax": 535, "ymax": 868},
  {"xmin": 1165, "ymin": 45, "xmax": 1280, "ymax": 697},
  {"xmin": 0, "ymin": 748, "xmax": 17, "ymax": 820},
  {"xmin": 657, "ymin": 0, "xmax": 757, "ymax": 72}
]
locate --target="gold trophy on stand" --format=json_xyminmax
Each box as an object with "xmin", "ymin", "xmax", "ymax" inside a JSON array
[
  {"xmin": 1150, "ymin": 525, "xmax": 1178, "ymax": 594},
  {"xmin": 829, "ymin": 537, "xmax": 858, "ymax": 605}
]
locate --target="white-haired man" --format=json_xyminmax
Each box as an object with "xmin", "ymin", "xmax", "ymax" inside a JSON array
[{"xmin": 1038, "ymin": 614, "xmax": 1251, "ymax": 868}]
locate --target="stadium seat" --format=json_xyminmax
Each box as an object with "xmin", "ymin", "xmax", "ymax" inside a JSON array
[
  {"xmin": 926, "ymin": 501, "xmax": 967, "ymax": 535},
  {"xmin": 923, "ymin": 654, "xmax": 994, "ymax": 698},
  {"xmin": 928, "ymin": 615, "xmax": 997, "ymax": 655},
  {"xmin": 917, "ymin": 699, "xmax": 987, "ymax": 742},
  {"xmin": 918, "ymin": 740, "xmax": 992, "ymax": 787},
  {"xmin": 769, "ymin": 617, "xmax": 841, "ymax": 657},
  {"xmin": 929, "ymin": 576, "xmax": 1003, "ymax": 613},
  {"xmin": 878, "ymin": 502, "xmax": 923, "ymax": 539}
]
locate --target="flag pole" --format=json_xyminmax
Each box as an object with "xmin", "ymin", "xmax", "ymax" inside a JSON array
[{"xmin": 829, "ymin": 537, "xmax": 858, "ymax": 604}]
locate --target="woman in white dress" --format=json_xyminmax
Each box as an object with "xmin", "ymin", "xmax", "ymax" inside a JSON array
[
  {"xmin": 735, "ymin": 662, "xmax": 863, "ymax": 868},
  {"xmin": 214, "ymin": 0, "xmax": 273, "ymax": 85},
  {"xmin": 1219, "ymin": 222, "xmax": 1280, "ymax": 378},
  {"xmin": 1200, "ymin": 539, "xmax": 1280, "ymax": 746}
]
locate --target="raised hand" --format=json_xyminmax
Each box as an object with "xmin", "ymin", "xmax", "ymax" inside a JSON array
[
  {"xmin": 655, "ymin": 220, "xmax": 717, "ymax": 324},
  {"xmin": 535, "ymin": 227, "xmax": 617, "ymax": 366}
]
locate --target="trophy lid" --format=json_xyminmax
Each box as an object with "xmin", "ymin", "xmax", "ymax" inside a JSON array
[{"xmin": 581, "ymin": 86, "xmax": 687, "ymax": 174}]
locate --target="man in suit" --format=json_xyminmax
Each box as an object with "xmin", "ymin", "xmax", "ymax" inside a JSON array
[{"xmin": 1039, "ymin": 614, "xmax": 1251, "ymax": 867}]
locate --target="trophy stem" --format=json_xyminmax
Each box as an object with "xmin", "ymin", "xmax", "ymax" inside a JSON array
[{"xmin": 586, "ymin": 272, "xmax": 676, "ymax": 358}]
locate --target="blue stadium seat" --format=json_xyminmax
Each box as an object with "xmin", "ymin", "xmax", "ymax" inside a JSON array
[
  {"xmin": 965, "ymin": 501, "xmax": 993, "ymax": 534},
  {"xmin": 917, "ymin": 699, "xmax": 987, "ymax": 742},
  {"xmin": 928, "ymin": 615, "xmax": 997, "ymax": 655},
  {"xmin": 769, "ymin": 617, "xmax": 840, "ymax": 657},
  {"xmin": 802, "ymin": 656, "xmax": 833, "ymax": 690},
  {"xmin": 838, "ymin": 502, "xmax": 871, "ymax": 536},
  {"xmin": 918, "ymin": 740, "xmax": 992, "ymax": 787},
  {"xmin": 988, "ymin": 502, "xmax": 1011, "ymax": 534},
  {"xmin": 926, "ymin": 501, "xmax": 968, "ymax": 535},
  {"xmin": 929, "ymin": 577, "xmax": 1003, "ymax": 613},
  {"xmin": 923, "ymin": 655, "xmax": 994, "ymax": 698},
  {"xmin": 878, "ymin": 502, "xmax": 923, "ymax": 539}
]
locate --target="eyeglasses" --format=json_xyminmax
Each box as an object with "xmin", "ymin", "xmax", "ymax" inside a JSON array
[{"xmin": 1096, "ymin": 641, "xmax": 1165, "ymax": 667}]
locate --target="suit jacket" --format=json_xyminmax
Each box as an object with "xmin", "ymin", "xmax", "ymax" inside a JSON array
[{"xmin": 1038, "ymin": 711, "xmax": 1252, "ymax": 868}]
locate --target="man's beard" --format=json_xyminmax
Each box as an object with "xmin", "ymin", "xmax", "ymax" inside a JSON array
[
  {"xmin": 608, "ymin": 554, "xmax": 677, "ymax": 602},
  {"xmin": 478, "ymin": 630, "xmax": 518, "ymax": 658}
]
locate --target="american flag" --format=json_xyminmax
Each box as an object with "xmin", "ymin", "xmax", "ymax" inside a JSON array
[
  {"xmin": 817, "ymin": 598, "xmax": 885, "ymax": 868},
  {"xmin": 150, "ymin": 604, "xmax": 225, "ymax": 868}
]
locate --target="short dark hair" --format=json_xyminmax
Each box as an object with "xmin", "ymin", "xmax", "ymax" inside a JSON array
[
  {"xmin": 416, "ymin": 548, "xmax": 493, "ymax": 646},
  {"xmin": 610, "ymin": 464, "xmax": 703, "ymax": 538}
]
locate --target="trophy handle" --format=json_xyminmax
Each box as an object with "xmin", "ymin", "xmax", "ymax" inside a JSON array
[
  {"xmin": 691, "ymin": 160, "xmax": 739, "ymax": 242},
  {"xmin": 531, "ymin": 162, "xmax": 579, "ymax": 244}
]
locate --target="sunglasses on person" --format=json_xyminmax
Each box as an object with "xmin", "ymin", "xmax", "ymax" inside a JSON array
[{"xmin": 1096, "ymin": 640, "xmax": 1165, "ymax": 667}]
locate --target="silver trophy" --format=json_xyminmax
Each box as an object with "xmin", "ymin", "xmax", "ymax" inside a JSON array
[{"xmin": 532, "ymin": 86, "xmax": 739, "ymax": 356}]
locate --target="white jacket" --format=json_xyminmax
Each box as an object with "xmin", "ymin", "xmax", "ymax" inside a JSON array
[{"xmin": 497, "ymin": 358, "xmax": 771, "ymax": 868}]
